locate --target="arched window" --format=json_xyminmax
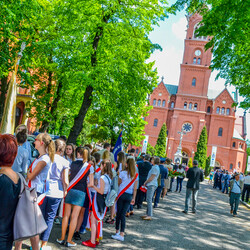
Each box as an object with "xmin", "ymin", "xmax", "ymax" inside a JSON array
[
  {"xmin": 193, "ymin": 57, "xmax": 197, "ymax": 64},
  {"xmin": 239, "ymin": 143, "xmax": 243, "ymax": 149},
  {"xmin": 162, "ymin": 100, "xmax": 166, "ymax": 107},
  {"xmin": 184, "ymin": 102, "xmax": 187, "ymax": 109},
  {"xmin": 216, "ymin": 107, "xmax": 220, "ymax": 114},
  {"xmin": 221, "ymin": 107, "xmax": 225, "ymax": 115},
  {"xmin": 230, "ymin": 164, "xmax": 233, "ymax": 170},
  {"xmin": 238, "ymin": 162, "xmax": 241, "ymax": 169},
  {"xmin": 189, "ymin": 102, "xmax": 192, "ymax": 110},
  {"xmin": 153, "ymin": 119, "xmax": 158, "ymax": 127},
  {"xmin": 197, "ymin": 58, "xmax": 201, "ymax": 64},
  {"xmin": 194, "ymin": 103, "xmax": 198, "ymax": 110},
  {"xmin": 153, "ymin": 99, "xmax": 156, "ymax": 106},
  {"xmin": 171, "ymin": 102, "xmax": 174, "ymax": 108},
  {"xmin": 157, "ymin": 100, "xmax": 161, "ymax": 106},
  {"xmin": 218, "ymin": 127, "xmax": 223, "ymax": 137},
  {"xmin": 207, "ymin": 106, "xmax": 211, "ymax": 113},
  {"xmin": 232, "ymin": 142, "xmax": 236, "ymax": 148},
  {"xmin": 226, "ymin": 108, "xmax": 230, "ymax": 115},
  {"xmin": 192, "ymin": 78, "xmax": 196, "ymax": 86}
]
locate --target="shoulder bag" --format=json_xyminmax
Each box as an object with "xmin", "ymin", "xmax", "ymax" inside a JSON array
[{"xmin": 13, "ymin": 173, "xmax": 47, "ymax": 241}]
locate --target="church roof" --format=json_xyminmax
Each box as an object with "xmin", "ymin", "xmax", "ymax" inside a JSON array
[
  {"xmin": 164, "ymin": 84, "xmax": 178, "ymax": 95},
  {"xmin": 233, "ymin": 128, "xmax": 245, "ymax": 141}
]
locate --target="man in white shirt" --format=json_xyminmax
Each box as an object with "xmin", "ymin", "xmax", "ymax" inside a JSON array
[
  {"xmin": 242, "ymin": 172, "xmax": 250, "ymax": 203},
  {"xmin": 229, "ymin": 173, "xmax": 244, "ymax": 216}
]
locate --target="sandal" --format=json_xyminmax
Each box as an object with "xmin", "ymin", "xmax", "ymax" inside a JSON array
[{"xmin": 105, "ymin": 217, "xmax": 115, "ymax": 224}]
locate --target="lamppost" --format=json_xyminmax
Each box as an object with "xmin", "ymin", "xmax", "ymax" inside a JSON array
[{"xmin": 174, "ymin": 127, "xmax": 187, "ymax": 163}]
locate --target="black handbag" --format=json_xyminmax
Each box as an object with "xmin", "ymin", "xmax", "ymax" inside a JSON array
[{"xmin": 96, "ymin": 193, "xmax": 107, "ymax": 214}]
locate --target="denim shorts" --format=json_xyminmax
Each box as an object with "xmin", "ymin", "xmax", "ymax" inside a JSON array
[{"xmin": 65, "ymin": 189, "xmax": 86, "ymax": 207}]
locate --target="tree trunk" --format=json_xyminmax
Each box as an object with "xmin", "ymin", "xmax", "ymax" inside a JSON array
[
  {"xmin": 67, "ymin": 85, "xmax": 94, "ymax": 143},
  {"xmin": 67, "ymin": 16, "xmax": 110, "ymax": 144},
  {"xmin": 0, "ymin": 76, "xmax": 9, "ymax": 122}
]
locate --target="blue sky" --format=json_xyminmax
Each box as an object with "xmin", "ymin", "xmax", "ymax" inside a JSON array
[{"xmin": 148, "ymin": 7, "xmax": 249, "ymax": 140}]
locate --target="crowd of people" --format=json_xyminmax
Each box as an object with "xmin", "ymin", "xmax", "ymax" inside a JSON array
[
  {"xmin": 0, "ymin": 125, "xmax": 249, "ymax": 249},
  {"xmin": 209, "ymin": 169, "xmax": 250, "ymax": 216}
]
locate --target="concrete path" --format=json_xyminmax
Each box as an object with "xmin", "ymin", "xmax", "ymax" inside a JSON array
[{"xmin": 21, "ymin": 179, "xmax": 250, "ymax": 249}]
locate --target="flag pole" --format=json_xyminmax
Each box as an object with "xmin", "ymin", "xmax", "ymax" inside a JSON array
[{"xmin": 0, "ymin": 43, "xmax": 26, "ymax": 134}]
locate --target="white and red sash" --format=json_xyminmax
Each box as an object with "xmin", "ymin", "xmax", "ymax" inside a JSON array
[
  {"xmin": 28, "ymin": 159, "xmax": 36, "ymax": 188},
  {"xmin": 59, "ymin": 162, "xmax": 91, "ymax": 217},
  {"xmin": 91, "ymin": 192, "xmax": 108, "ymax": 240},
  {"xmin": 96, "ymin": 167, "xmax": 101, "ymax": 173},
  {"xmin": 116, "ymin": 173, "xmax": 138, "ymax": 201}
]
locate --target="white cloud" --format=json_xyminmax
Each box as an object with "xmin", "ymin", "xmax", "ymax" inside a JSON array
[
  {"xmin": 149, "ymin": 46, "xmax": 183, "ymax": 85},
  {"xmin": 172, "ymin": 17, "xmax": 187, "ymax": 41}
]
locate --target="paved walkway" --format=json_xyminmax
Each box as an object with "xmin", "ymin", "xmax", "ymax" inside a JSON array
[{"xmin": 22, "ymin": 180, "xmax": 250, "ymax": 249}]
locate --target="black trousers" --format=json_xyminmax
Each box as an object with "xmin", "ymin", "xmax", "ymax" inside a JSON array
[
  {"xmin": 116, "ymin": 192, "xmax": 132, "ymax": 233},
  {"xmin": 242, "ymin": 184, "xmax": 250, "ymax": 202},
  {"xmin": 136, "ymin": 188, "xmax": 146, "ymax": 207}
]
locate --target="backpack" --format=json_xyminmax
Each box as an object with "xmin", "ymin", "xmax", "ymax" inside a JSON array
[
  {"xmin": 104, "ymin": 174, "xmax": 117, "ymax": 207},
  {"xmin": 13, "ymin": 173, "xmax": 48, "ymax": 241}
]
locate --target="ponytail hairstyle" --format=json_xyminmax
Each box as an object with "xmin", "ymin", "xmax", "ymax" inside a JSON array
[
  {"xmin": 101, "ymin": 160, "xmax": 113, "ymax": 180},
  {"xmin": 64, "ymin": 143, "xmax": 75, "ymax": 161},
  {"xmin": 55, "ymin": 139, "xmax": 66, "ymax": 155},
  {"xmin": 117, "ymin": 151, "xmax": 126, "ymax": 171},
  {"xmin": 102, "ymin": 149, "xmax": 110, "ymax": 160},
  {"xmin": 126, "ymin": 158, "xmax": 136, "ymax": 179},
  {"xmin": 83, "ymin": 146, "xmax": 90, "ymax": 163},
  {"xmin": 36, "ymin": 133, "xmax": 55, "ymax": 162}
]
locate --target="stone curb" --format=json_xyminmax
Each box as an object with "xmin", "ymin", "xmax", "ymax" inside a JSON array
[{"xmin": 240, "ymin": 200, "xmax": 250, "ymax": 209}]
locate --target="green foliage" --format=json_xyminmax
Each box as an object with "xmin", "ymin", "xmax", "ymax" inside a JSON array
[
  {"xmin": 0, "ymin": 0, "xmax": 42, "ymax": 120},
  {"xmin": 147, "ymin": 143, "xmax": 155, "ymax": 157},
  {"xmin": 171, "ymin": 0, "xmax": 250, "ymax": 109},
  {"xmin": 188, "ymin": 158, "xmax": 193, "ymax": 168},
  {"xmin": 194, "ymin": 126, "xmax": 208, "ymax": 169},
  {"xmin": 1, "ymin": 0, "xmax": 169, "ymax": 143},
  {"xmin": 205, "ymin": 155, "xmax": 211, "ymax": 177},
  {"xmin": 155, "ymin": 123, "xmax": 167, "ymax": 157}
]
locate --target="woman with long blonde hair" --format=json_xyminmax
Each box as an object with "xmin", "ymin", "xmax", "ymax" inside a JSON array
[
  {"xmin": 57, "ymin": 147, "xmax": 94, "ymax": 247},
  {"xmin": 82, "ymin": 160, "xmax": 113, "ymax": 248},
  {"xmin": 112, "ymin": 158, "xmax": 138, "ymax": 242}
]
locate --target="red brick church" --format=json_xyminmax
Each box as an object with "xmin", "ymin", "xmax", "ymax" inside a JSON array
[{"xmin": 142, "ymin": 13, "xmax": 247, "ymax": 172}]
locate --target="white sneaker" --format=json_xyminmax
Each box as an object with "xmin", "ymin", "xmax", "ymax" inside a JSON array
[
  {"xmin": 111, "ymin": 232, "xmax": 120, "ymax": 238},
  {"xmin": 41, "ymin": 246, "xmax": 52, "ymax": 250},
  {"xmin": 111, "ymin": 234, "xmax": 124, "ymax": 241}
]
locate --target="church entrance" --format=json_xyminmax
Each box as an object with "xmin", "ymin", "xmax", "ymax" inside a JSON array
[{"xmin": 182, "ymin": 151, "xmax": 189, "ymax": 165}]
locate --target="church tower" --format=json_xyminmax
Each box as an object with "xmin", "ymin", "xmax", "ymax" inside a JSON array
[
  {"xmin": 177, "ymin": 13, "xmax": 212, "ymax": 98},
  {"xmin": 167, "ymin": 13, "xmax": 213, "ymax": 163}
]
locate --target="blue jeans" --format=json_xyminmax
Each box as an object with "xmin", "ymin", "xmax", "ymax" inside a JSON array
[
  {"xmin": 222, "ymin": 183, "xmax": 229, "ymax": 193},
  {"xmin": 184, "ymin": 188, "xmax": 198, "ymax": 212},
  {"xmin": 176, "ymin": 177, "xmax": 183, "ymax": 192},
  {"xmin": 40, "ymin": 196, "xmax": 62, "ymax": 241},
  {"xmin": 146, "ymin": 185, "xmax": 157, "ymax": 217},
  {"xmin": 154, "ymin": 186, "xmax": 163, "ymax": 206},
  {"xmin": 230, "ymin": 192, "xmax": 240, "ymax": 215},
  {"xmin": 169, "ymin": 178, "xmax": 174, "ymax": 191}
]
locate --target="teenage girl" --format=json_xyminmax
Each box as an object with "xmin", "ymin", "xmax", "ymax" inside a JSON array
[{"xmin": 82, "ymin": 160, "xmax": 113, "ymax": 248}]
